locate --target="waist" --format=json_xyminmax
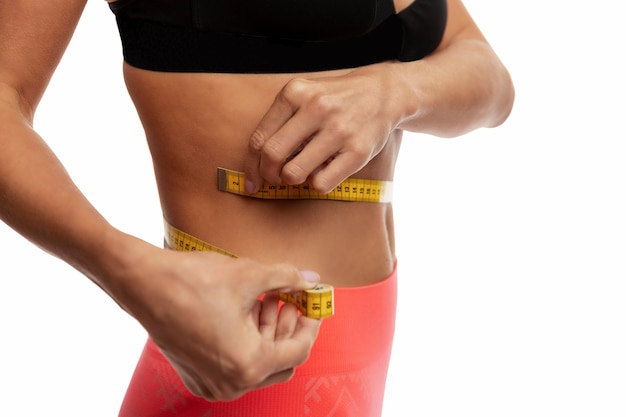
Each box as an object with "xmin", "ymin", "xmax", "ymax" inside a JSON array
[
  {"xmin": 164, "ymin": 221, "xmax": 398, "ymax": 369},
  {"xmin": 162, "ymin": 194, "xmax": 396, "ymax": 287}
]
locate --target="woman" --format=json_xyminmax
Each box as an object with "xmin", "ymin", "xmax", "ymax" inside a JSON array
[{"xmin": 0, "ymin": 0, "xmax": 514, "ymax": 416}]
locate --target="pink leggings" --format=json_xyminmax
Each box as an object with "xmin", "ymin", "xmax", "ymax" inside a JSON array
[{"xmin": 118, "ymin": 265, "xmax": 397, "ymax": 417}]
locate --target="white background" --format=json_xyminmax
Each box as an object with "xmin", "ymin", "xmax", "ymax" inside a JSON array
[{"xmin": 1, "ymin": 1, "xmax": 624, "ymax": 416}]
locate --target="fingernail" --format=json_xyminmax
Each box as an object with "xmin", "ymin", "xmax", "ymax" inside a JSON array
[
  {"xmin": 300, "ymin": 270, "xmax": 320, "ymax": 283},
  {"xmin": 245, "ymin": 179, "xmax": 256, "ymax": 194}
]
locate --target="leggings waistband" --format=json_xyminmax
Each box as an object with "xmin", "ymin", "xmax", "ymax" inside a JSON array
[{"xmin": 118, "ymin": 224, "xmax": 398, "ymax": 417}]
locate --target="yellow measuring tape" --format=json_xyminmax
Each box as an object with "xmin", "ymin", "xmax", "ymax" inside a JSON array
[
  {"xmin": 217, "ymin": 167, "xmax": 393, "ymax": 203},
  {"xmin": 164, "ymin": 221, "xmax": 334, "ymax": 319}
]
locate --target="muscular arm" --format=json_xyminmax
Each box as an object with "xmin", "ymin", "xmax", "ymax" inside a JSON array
[
  {"xmin": 0, "ymin": 0, "xmax": 111, "ymax": 284},
  {"xmin": 1, "ymin": 0, "xmax": 320, "ymax": 401},
  {"xmin": 383, "ymin": 0, "xmax": 515, "ymax": 137},
  {"xmin": 244, "ymin": 0, "xmax": 514, "ymax": 193}
]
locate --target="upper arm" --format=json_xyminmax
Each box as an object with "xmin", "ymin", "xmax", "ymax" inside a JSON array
[{"xmin": 0, "ymin": 0, "xmax": 87, "ymax": 119}]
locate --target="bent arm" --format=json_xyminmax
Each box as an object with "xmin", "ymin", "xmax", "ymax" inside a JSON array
[
  {"xmin": 0, "ymin": 82, "xmax": 131, "ymax": 293},
  {"xmin": 0, "ymin": 0, "xmax": 135, "ymax": 299},
  {"xmin": 243, "ymin": 0, "xmax": 514, "ymax": 192},
  {"xmin": 1, "ymin": 2, "xmax": 321, "ymax": 400},
  {"xmin": 0, "ymin": 0, "xmax": 117, "ymax": 282},
  {"xmin": 387, "ymin": 0, "xmax": 515, "ymax": 137}
]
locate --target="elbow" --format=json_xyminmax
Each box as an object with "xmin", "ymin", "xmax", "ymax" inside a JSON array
[
  {"xmin": 0, "ymin": 82, "xmax": 36, "ymax": 125},
  {"xmin": 486, "ymin": 66, "xmax": 515, "ymax": 129}
]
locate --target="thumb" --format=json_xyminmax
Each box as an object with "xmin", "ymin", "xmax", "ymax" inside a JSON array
[
  {"xmin": 283, "ymin": 269, "xmax": 321, "ymax": 293},
  {"xmin": 258, "ymin": 263, "xmax": 321, "ymax": 295},
  {"xmin": 299, "ymin": 270, "xmax": 321, "ymax": 285}
]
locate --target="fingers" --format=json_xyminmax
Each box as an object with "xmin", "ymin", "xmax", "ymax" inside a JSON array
[
  {"xmin": 244, "ymin": 75, "xmax": 384, "ymax": 195},
  {"xmin": 245, "ymin": 80, "xmax": 309, "ymax": 192},
  {"xmin": 282, "ymin": 126, "xmax": 374, "ymax": 193},
  {"xmin": 246, "ymin": 78, "xmax": 332, "ymax": 193},
  {"xmin": 174, "ymin": 313, "xmax": 314, "ymax": 402},
  {"xmin": 255, "ymin": 368, "xmax": 296, "ymax": 389},
  {"xmin": 258, "ymin": 293, "xmax": 280, "ymax": 339},
  {"xmin": 215, "ymin": 306, "xmax": 320, "ymax": 401},
  {"xmin": 259, "ymin": 293, "xmax": 309, "ymax": 342},
  {"xmin": 304, "ymin": 149, "xmax": 368, "ymax": 194},
  {"xmin": 275, "ymin": 302, "xmax": 299, "ymax": 340},
  {"xmin": 256, "ymin": 119, "xmax": 317, "ymax": 187},
  {"xmin": 141, "ymin": 254, "xmax": 324, "ymax": 404},
  {"xmin": 249, "ymin": 262, "xmax": 320, "ymax": 298},
  {"xmin": 279, "ymin": 132, "xmax": 338, "ymax": 187},
  {"xmin": 268, "ymin": 315, "xmax": 322, "ymax": 371}
]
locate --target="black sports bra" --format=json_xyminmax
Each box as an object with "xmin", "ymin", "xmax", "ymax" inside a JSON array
[{"xmin": 109, "ymin": 0, "xmax": 447, "ymax": 73}]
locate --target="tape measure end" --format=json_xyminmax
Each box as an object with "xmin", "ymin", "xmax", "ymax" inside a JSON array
[{"xmin": 217, "ymin": 167, "xmax": 228, "ymax": 191}]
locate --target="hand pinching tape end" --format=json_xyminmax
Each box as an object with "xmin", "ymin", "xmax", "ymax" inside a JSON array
[
  {"xmin": 164, "ymin": 220, "xmax": 334, "ymax": 319},
  {"xmin": 277, "ymin": 284, "xmax": 334, "ymax": 319}
]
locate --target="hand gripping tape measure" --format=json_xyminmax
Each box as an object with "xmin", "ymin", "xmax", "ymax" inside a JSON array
[
  {"xmin": 164, "ymin": 221, "xmax": 334, "ymax": 319},
  {"xmin": 217, "ymin": 167, "xmax": 393, "ymax": 203}
]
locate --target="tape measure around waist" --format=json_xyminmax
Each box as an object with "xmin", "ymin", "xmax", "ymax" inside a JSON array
[
  {"xmin": 164, "ymin": 221, "xmax": 334, "ymax": 319},
  {"xmin": 217, "ymin": 167, "xmax": 392, "ymax": 203}
]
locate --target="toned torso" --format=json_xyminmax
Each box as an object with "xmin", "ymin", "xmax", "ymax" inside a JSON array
[{"xmin": 119, "ymin": 0, "xmax": 414, "ymax": 287}]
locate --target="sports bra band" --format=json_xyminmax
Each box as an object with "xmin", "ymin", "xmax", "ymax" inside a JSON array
[{"xmin": 110, "ymin": 0, "xmax": 447, "ymax": 73}]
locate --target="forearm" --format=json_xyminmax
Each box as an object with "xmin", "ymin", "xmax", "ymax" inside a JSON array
[
  {"xmin": 386, "ymin": 36, "xmax": 514, "ymax": 138},
  {"xmin": 0, "ymin": 85, "xmax": 150, "ymax": 307}
]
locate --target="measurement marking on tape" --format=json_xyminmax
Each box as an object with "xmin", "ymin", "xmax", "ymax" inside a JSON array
[
  {"xmin": 164, "ymin": 221, "xmax": 334, "ymax": 319},
  {"xmin": 217, "ymin": 167, "xmax": 392, "ymax": 203}
]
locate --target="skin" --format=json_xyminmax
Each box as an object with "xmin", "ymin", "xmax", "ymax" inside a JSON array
[{"xmin": 0, "ymin": 0, "xmax": 513, "ymax": 403}]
